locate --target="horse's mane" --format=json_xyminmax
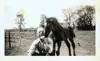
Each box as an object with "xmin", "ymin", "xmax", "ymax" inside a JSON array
[{"xmin": 50, "ymin": 17, "xmax": 63, "ymax": 31}]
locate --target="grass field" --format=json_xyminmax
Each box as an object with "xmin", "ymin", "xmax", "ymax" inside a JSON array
[
  {"xmin": 60, "ymin": 30, "xmax": 95, "ymax": 56},
  {"xmin": 5, "ymin": 30, "xmax": 95, "ymax": 56}
]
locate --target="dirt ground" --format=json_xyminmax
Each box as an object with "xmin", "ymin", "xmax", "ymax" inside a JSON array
[{"xmin": 5, "ymin": 30, "xmax": 95, "ymax": 56}]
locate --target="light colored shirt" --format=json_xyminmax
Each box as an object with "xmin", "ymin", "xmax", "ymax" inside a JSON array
[{"xmin": 27, "ymin": 37, "xmax": 53, "ymax": 56}]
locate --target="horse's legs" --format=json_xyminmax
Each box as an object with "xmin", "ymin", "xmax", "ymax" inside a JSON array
[
  {"xmin": 69, "ymin": 38, "xmax": 76, "ymax": 56},
  {"xmin": 52, "ymin": 41, "xmax": 56, "ymax": 55},
  {"xmin": 64, "ymin": 39, "xmax": 71, "ymax": 56},
  {"xmin": 56, "ymin": 41, "xmax": 61, "ymax": 56}
]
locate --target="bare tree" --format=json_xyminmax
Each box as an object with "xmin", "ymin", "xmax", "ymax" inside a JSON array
[
  {"xmin": 62, "ymin": 8, "xmax": 77, "ymax": 28},
  {"xmin": 62, "ymin": 8, "xmax": 76, "ymax": 38},
  {"xmin": 40, "ymin": 14, "xmax": 47, "ymax": 28},
  {"xmin": 40, "ymin": 14, "xmax": 45, "ymax": 26}
]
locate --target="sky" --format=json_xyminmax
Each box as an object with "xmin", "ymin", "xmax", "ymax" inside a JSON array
[{"xmin": 4, "ymin": 0, "xmax": 95, "ymax": 29}]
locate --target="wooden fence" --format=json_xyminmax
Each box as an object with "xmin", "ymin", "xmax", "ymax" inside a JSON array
[{"xmin": 5, "ymin": 31, "xmax": 37, "ymax": 48}]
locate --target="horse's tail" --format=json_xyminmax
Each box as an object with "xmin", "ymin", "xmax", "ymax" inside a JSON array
[
  {"xmin": 68, "ymin": 26, "xmax": 76, "ymax": 38},
  {"xmin": 78, "ymin": 42, "xmax": 81, "ymax": 46}
]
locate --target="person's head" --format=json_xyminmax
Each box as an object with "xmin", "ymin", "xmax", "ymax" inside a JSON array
[{"xmin": 39, "ymin": 30, "xmax": 44, "ymax": 37}]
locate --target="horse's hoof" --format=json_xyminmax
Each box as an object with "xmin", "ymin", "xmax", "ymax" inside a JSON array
[
  {"xmin": 69, "ymin": 53, "xmax": 72, "ymax": 56},
  {"xmin": 56, "ymin": 51, "xmax": 60, "ymax": 56},
  {"xmin": 74, "ymin": 54, "xmax": 76, "ymax": 56}
]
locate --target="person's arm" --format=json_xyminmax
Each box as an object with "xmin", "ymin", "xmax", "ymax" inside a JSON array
[
  {"xmin": 47, "ymin": 38, "xmax": 53, "ymax": 53},
  {"xmin": 27, "ymin": 39, "xmax": 39, "ymax": 56}
]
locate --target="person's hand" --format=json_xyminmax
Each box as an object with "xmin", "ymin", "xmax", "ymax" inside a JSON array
[
  {"xmin": 40, "ymin": 36, "xmax": 45, "ymax": 39},
  {"xmin": 40, "ymin": 36, "xmax": 45, "ymax": 42}
]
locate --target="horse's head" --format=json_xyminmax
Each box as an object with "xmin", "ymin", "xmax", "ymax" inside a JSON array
[{"xmin": 45, "ymin": 18, "xmax": 57, "ymax": 38}]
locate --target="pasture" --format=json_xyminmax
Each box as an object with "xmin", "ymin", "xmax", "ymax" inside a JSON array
[{"xmin": 5, "ymin": 30, "xmax": 95, "ymax": 56}]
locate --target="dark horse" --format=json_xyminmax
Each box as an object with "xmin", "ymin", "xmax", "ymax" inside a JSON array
[{"xmin": 44, "ymin": 17, "xmax": 76, "ymax": 56}]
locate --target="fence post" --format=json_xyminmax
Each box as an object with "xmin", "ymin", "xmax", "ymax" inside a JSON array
[{"xmin": 8, "ymin": 30, "xmax": 11, "ymax": 48}]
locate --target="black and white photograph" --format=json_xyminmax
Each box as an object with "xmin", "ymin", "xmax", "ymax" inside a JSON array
[{"xmin": 4, "ymin": 0, "xmax": 96, "ymax": 56}]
